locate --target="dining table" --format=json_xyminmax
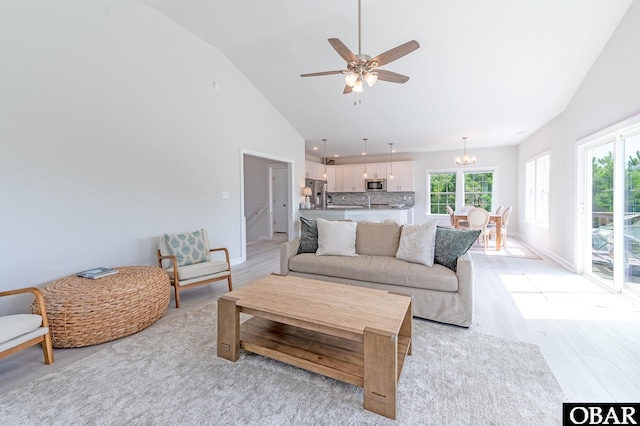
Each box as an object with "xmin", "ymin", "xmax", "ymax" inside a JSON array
[{"xmin": 453, "ymin": 211, "xmax": 503, "ymax": 251}]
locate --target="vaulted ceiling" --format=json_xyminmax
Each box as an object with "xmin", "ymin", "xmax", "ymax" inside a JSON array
[{"xmin": 135, "ymin": 0, "xmax": 632, "ymax": 158}]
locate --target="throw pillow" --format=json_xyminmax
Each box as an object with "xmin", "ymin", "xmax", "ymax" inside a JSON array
[
  {"xmin": 164, "ymin": 229, "xmax": 211, "ymax": 267},
  {"xmin": 297, "ymin": 217, "xmax": 319, "ymax": 254},
  {"xmin": 434, "ymin": 226, "xmax": 481, "ymax": 271},
  {"xmin": 356, "ymin": 221, "xmax": 402, "ymax": 256},
  {"xmin": 395, "ymin": 219, "xmax": 438, "ymax": 267},
  {"xmin": 316, "ymin": 218, "xmax": 358, "ymax": 257}
]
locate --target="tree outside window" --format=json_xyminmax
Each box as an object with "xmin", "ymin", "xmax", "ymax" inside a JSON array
[{"xmin": 427, "ymin": 169, "xmax": 495, "ymax": 214}]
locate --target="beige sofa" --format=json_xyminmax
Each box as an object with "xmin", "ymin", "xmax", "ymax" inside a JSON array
[{"xmin": 280, "ymin": 221, "xmax": 475, "ymax": 327}]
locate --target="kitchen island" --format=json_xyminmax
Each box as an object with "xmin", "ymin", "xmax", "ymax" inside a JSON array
[{"xmin": 300, "ymin": 205, "xmax": 413, "ymax": 224}]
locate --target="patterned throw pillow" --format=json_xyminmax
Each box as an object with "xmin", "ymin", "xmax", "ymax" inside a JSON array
[
  {"xmin": 297, "ymin": 217, "xmax": 318, "ymax": 254},
  {"xmin": 164, "ymin": 229, "xmax": 211, "ymax": 267},
  {"xmin": 434, "ymin": 227, "xmax": 481, "ymax": 271},
  {"xmin": 395, "ymin": 219, "xmax": 438, "ymax": 267}
]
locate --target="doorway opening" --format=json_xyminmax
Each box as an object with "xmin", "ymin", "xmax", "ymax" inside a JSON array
[{"xmin": 241, "ymin": 150, "xmax": 294, "ymax": 263}]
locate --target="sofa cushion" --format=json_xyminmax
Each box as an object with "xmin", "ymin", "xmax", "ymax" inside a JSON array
[
  {"xmin": 395, "ymin": 219, "xmax": 437, "ymax": 267},
  {"xmin": 164, "ymin": 229, "xmax": 211, "ymax": 267},
  {"xmin": 316, "ymin": 218, "xmax": 358, "ymax": 257},
  {"xmin": 166, "ymin": 260, "xmax": 229, "ymax": 281},
  {"xmin": 356, "ymin": 221, "xmax": 401, "ymax": 256},
  {"xmin": 289, "ymin": 253, "xmax": 458, "ymax": 292},
  {"xmin": 297, "ymin": 217, "xmax": 318, "ymax": 254},
  {"xmin": 434, "ymin": 226, "xmax": 481, "ymax": 271},
  {"xmin": 0, "ymin": 314, "xmax": 43, "ymax": 345}
]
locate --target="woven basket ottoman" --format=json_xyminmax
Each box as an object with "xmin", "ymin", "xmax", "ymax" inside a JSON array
[{"xmin": 37, "ymin": 266, "xmax": 170, "ymax": 348}]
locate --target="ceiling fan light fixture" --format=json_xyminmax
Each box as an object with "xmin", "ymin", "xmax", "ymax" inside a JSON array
[
  {"xmin": 364, "ymin": 72, "xmax": 377, "ymax": 87},
  {"xmin": 345, "ymin": 72, "xmax": 358, "ymax": 87},
  {"xmin": 353, "ymin": 79, "xmax": 363, "ymax": 93}
]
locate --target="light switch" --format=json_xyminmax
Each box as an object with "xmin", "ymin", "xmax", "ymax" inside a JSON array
[{"xmin": 221, "ymin": 191, "xmax": 230, "ymax": 199}]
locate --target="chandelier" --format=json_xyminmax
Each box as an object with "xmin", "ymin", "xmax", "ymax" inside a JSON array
[{"xmin": 455, "ymin": 137, "xmax": 476, "ymax": 166}]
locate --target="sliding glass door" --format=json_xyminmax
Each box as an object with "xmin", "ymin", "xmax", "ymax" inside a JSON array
[
  {"xmin": 584, "ymin": 127, "xmax": 640, "ymax": 300},
  {"xmin": 623, "ymin": 132, "xmax": 640, "ymax": 298}
]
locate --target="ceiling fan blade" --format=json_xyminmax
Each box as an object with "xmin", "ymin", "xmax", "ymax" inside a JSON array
[
  {"xmin": 375, "ymin": 69, "xmax": 410, "ymax": 84},
  {"xmin": 328, "ymin": 38, "xmax": 357, "ymax": 62},
  {"xmin": 343, "ymin": 85, "xmax": 353, "ymax": 94},
  {"xmin": 300, "ymin": 70, "xmax": 346, "ymax": 77},
  {"xmin": 370, "ymin": 40, "xmax": 420, "ymax": 67}
]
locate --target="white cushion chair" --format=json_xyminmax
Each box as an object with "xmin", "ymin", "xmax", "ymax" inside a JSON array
[
  {"xmin": 0, "ymin": 287, "xmax": 54, "ymax": 364},
  {"xmin": 489, "ymin": 206, "xmax": 513, "ymax": 248},
  {"xmin": 466, "ymin": 207, "xmax": 491, "ymax": 250},
  {"xmin": 157, "ymin": 229, "xmax": 232, "ymax": 308}
]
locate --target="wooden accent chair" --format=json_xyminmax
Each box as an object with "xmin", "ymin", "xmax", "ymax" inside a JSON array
[
  {"xmin": 0, "ymin": 287, "xmax": 54, "ymax": 364},
  {"xmin": 157, "ymin": 229, "xmax": 232, "ymax": 308}
]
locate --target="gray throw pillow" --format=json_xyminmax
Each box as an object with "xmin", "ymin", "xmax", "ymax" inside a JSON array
[
  {"xmin": 297, "ymin": 217, "xmax": 318, "ymax": 254},
  {"xmin": 434, "ymin": 227, "xmax": 481, "ymax": 271}
]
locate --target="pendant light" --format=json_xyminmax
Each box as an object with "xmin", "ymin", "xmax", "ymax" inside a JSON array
[
  {"xmin": 455, "ymin": 136, "xmax": 476, "ymax": 166},
  {"xmin": 388, "ymin": 142, "xmax": 394, "ymax": 179},
  {"xmin": 322, "ymin": 139, "xmax": 328, "ymax": 178},
  {"xmin": 362, "ymin": 138, "xmax": 368, "ymax": 178}
]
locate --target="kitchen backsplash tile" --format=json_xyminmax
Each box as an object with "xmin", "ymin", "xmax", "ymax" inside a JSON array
[{"xmin": 327, "ymin": 192, "xmax": 415, "ymax": 207}]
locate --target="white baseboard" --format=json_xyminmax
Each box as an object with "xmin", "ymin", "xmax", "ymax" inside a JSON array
[{"xmin": 514, "ymin": 233, "xmax": 575, "ymax": 272}]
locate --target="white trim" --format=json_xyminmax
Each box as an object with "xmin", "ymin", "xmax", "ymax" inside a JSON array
[
  {"xmin": 576, "ymin": 112, "xmax": 640, "ymax": 147},
  {"xmin": 240, "ymin": 148, "xmax": 295, "ymax": 264},
  {"xmin": 426, "ymin": 166, "xmax": 499, "ymax": 214},
  {"xmin": 575, "ymin": 112, "xmax": 640, "ymax": 289}
]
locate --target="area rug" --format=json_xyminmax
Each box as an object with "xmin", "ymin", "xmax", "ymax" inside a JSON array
[
  {"xmin": 0, "ymin": 301, "xmax": 566, "ymax": 426},
  {"xmin": 469, "ymin": 236, "xmax": 542, "ymax": 260}
]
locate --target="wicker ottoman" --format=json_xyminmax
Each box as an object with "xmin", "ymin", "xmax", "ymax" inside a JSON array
[{"xmin": 37, "ymin": 266, "xmax": 170, "ymax": 348}]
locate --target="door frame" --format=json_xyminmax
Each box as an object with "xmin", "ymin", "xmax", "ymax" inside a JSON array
[
  {"xmin": 575, "ymin": 113, "xmax": 640, "ymax": 291},
  {"xmin": 240, "ymin": 148, "xmax": 294, "ymax": 263}
]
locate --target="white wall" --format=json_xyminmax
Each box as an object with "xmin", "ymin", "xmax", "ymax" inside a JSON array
[
  {"xmin": 517, "ymin": 0, "xmax": 640, "ymax": 268},
  {"xmin": 335, "ymin": 145, "xmax": 519, "ymax": 227},
  {"xmin": 0, "ymin": 1, "xmax": 305, "ymax": 314}
]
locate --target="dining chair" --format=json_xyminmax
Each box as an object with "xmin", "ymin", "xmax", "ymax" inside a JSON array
[
  {"xmin": 447, "ymin": 205, "xmax": 468, "ymax": 228},
  {"xmin": 462, "ymin": 205, "xmax": 475, "ymax": 212},
  {"xmin": 466, "ymin": 207, "xmax": 490, "ymax": 250},
  {"xmin": 489, "ymin": 206, "xmax": 512, "ymax": 248}
]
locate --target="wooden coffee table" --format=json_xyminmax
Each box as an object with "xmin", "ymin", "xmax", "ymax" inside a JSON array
[{"xmin": 216, "ymin": 275, "xmax": 412, "ymax": 419}]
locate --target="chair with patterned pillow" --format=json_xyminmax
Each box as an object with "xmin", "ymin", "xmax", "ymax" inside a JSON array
[
  {"xmin": 0, "ymin": 287, "xmax": 54, "ymax": 364},
  {"xmin": 157, "ymin": 229, "xmax": 232, "ymax": 308}
]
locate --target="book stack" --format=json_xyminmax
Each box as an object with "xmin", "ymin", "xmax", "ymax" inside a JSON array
[{"xmin": 76, "ymin": 267, "xmax": 119, "ymax": 280}]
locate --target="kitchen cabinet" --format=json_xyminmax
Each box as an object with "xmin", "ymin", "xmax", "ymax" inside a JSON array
[
  {"xmin": 305, "ymin": 160, "xmax": 326, "ymax": 180},
  {"xmin": 329, "ymin": 164, "xmax": 365, "ymax": 192},
  {"xmin": 341, "ymin": 164, "xmax": 366, "ymax": 192},
  {"xmin": 386, "ymin": 161, "xmax": 415, "ymax": 191},
  {"xmin": 364, "ymin": 163, "xmax": 387, "ymax": 179}
]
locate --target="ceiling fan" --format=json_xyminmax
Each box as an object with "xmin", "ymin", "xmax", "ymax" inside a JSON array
[{"xmin": 301, "ymin": 0, "xmax": 420, "ymax": 94}]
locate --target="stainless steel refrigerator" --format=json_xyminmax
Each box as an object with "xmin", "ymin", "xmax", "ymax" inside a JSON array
[{"xmin": 304, "ymin": 178, "xmax": 327, "ymax": 209}]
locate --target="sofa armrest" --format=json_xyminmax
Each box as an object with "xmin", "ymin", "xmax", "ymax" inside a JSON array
[
  {"xmin": 280, "ymin": 238, "xmax": 301, "ymax": 275},
  {"xmin": 455, "ymin": 251, "xmax": 474, "ymax": 325}
]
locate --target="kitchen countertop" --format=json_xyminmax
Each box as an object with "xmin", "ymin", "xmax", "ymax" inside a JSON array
[{"xmin": 305, "ymin": 205, "xmax": 413, "ymax": 211}]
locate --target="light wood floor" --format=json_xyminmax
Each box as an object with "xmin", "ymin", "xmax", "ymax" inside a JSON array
[{"xmin": 2, "ymin": 234, "xmax": 639, "ymax": 402}]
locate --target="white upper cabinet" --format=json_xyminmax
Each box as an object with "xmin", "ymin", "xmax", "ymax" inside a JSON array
[
  {"xmin": 341, "ymin": 164, "xmax": 366, "ymax": 192},
  {"xmin": 386, "ymin": 161, "xmax": 415, "ymax": 192},
  {"xmin": 325, "ymin": 161, "xmax": 414, "ymax": 192},
  {"xmin": 305, "ymin": 160, "xmax": 326, "ymax": 180},
  {"xmin": 365, "ymin": 163, "xmax": 387, "ymax": 179}
]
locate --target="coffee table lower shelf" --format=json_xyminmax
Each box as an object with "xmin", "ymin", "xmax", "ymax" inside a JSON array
[{"xmin": 239, "ymin": 316, "xmax": 411, "ymax": 389}]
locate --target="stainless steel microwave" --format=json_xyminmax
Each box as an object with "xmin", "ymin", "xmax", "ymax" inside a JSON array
[{"xmin": 365, "ymin": 179, "xmax": 386, "ymax": 192}]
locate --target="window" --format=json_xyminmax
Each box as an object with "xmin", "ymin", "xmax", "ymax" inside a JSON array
[
  {"xmin": 464, "ymin": 172, "xmax": 493, "ymax": 211},
  {"xmin": 429, "ymin": 172, "xmax": 456, "ymax": 214},
  {"xmin": 427, "ymin": 168, "xmax": 496, "ymax": 214},
  {"xmin": 525, "ymin": 153, "xmax": 550, "ymax": 226}
]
